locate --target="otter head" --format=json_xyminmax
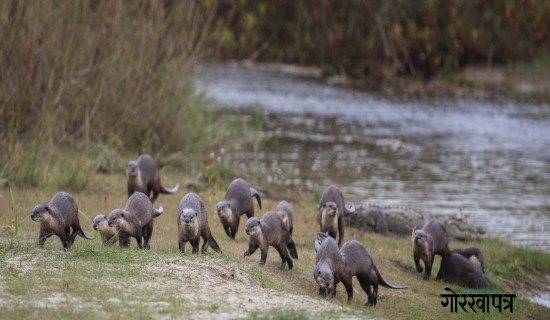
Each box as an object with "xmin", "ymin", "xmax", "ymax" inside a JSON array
[
  {"xmin": 31, "ymin": 204, "xmax": 50, "ymax": 222},
  {"xmin": 245, "ymin": 217, "xmax": 261, "ymax": 236},
  {"xmin": 93, "ymin": 214, "xmax": 108, "ymax": 231},
  {"xmin": 413, "ymin": 230, "xmax": 429, "ymax": 246},
  {"xmin": 216, "ymin": 201, "xmax": 233, "ymax": 222},
  {"xmin": 316, "ymin": 232, "xmax": 331, "ymax": 245},
  {"xmin": 179, "ymin": 209, "xmax": 198, "ymax": 228},
  {"xmin": 314, "ymin": 265, "xmax": 335, "ymax": 297},
  {"xmin": 107, "ymin": 209, "xmax": 130, "ymax": 233},
  {"xmin": 126, "ymin": 161, "xmax": 139, "ymax": 177},
  {"xmin": 320, "ymin": 202, "xmax": 338, "ymax": 217}
]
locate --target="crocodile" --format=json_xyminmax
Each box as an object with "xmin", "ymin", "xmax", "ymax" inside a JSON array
[{"xmin": 345, "ymin": 202, "xmax": 486, "ymax": 241}]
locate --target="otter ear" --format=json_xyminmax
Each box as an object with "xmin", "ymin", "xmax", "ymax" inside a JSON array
[
  {"xmin": 45, "ymin": 206, "xmax": 50, "ymax": 212},
  {"xmin": 227, "ymin": 203, "xmax": 231, "ymax": 208},
  {"xmin": 120, "ymin": 212, "xmax": 125, "ymax": 217},
  {"xmin": 195, "ymin": 211, "xmax": 198, "ymax": 217}
]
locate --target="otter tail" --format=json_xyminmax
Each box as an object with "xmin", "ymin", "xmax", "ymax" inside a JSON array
[
  {"xmin": 287, "ymin": 239, "xmax": 298, "ymax": 259},
  {"xmin": 208, "ymin": 236, "xmax": 223, "ymax": 253},
  {"xmin": 160, "ymin": 183, "xmax": 180, "ymax": 194},
  {"xmin": 153, "ymin": 204, "xmax": 164, "ymax": 218},
  {"xmin": 375, "ymin": 267, "xmax": 407, "ymax": 289},
  {"xmin": 250, "ymin": 187, "xmax": 262, "ymax": 209},
  {"xmin": 77, "ymin": 228, "xmax": 94, "ymax": 240}
]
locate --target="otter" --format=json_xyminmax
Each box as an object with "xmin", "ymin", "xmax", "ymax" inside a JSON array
[
  {"xmin": 314, "ymin": 233, "xmax": 342, "ymax": 298},
  {"xmin": 216, "ymin": 178, "xmax": 262, "ymax": 239},
  {"xmin": 436, "ymin": 251, "xmax": 491, "ymax": 288},
  {"xmin": 107, "ymin": 192, "xmax": 163, "ymax": 249},
  {"xmin": 177, "ymin": 193, "xmax": 222, "ymax": 254},
  {"xmin": 339, "ymin": 240, "xmax": 407, "ymax": 306},
  {"xmin": 275, "ymin": 200, "xmax": 294, "ymax": 236},
  {"xmin": 243, "ymin": 211, "xmax": 298, "ymax": 270},
  {"xmin": 31, "ymin": 192, "xmax": 93, "ymax": 250},
  {"xmin": 452, "ymin": 247, "xmax": 485, "ymax": 274},
  {"xmin": 339, "ymin": 240, "xmax": 407, "ymax": 307},
  {"xmin": 412, "ymin": 218, "xmax": 449, "ymax": 280},
  {"xmin": 314, "ymin": 233, "xmax": 407, "ymax": 306},
  {"xmin": 318, "ymin": 185, "xmax": 355, "ymax": 247},
  {"xmin": 127, "ymin": 154, "xmax": 179, "ymax": 204},
  {"xmin": 93, "ymin": 214, "xmax": 119, "ymax": 245}
]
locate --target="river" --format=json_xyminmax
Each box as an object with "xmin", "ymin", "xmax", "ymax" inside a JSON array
[{"xmin": 194, "ymin": 62, "xmax": 550, "ymax": 254}]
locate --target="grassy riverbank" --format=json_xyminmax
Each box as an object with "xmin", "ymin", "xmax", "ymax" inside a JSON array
[{"xmin": 1, "ymin": 173, "xmax": 548, "ymax": 319}]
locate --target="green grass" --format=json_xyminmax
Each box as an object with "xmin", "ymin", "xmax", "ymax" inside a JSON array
[
  {"xmin": 0, "ymin": 174, "xmax": 548, "ymax": 319},
  {"xmin": 7, "ymin": 187, "xmax": 18, "ymax": 244}
]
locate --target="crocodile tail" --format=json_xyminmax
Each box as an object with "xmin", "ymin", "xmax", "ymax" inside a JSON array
[
  {"xmin": 250, "ymin": 187, "xmax": 262, "ymax": 209},
  {"xmin": 375, "ymin": 267, "xmax": 407, "ymax": 289}
]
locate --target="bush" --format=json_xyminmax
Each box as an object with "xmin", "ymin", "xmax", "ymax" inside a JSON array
[
  {"xmin": 0, "ymin": 0, "xmax": 225, "ymax": 188},
  {"xmin": 212, "ymin": 0, "xmax": 550, "ymax": 79}
]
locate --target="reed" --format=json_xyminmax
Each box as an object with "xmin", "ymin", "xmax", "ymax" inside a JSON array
[{"xmin": 0, "ymin": 0, "xmax": 225, "ymax": 189}]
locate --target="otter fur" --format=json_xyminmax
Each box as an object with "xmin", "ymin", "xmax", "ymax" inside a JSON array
[
  {"xmin": 177, "ymin": 193, "xmax": 222, "ymax": 254},
  {"xmin": 216, "ymin": 178, "xmax": 262, "ymax": 239},
  {"xmin": 127, "ymin": 154, "xmax": 179, "ymax": 204},
  {"xmin": 412, "ymin": 218, "xmax": 449, "ymax": 280},
  {"xmin": 243, "ymin": 211, "xmax": 298, "ymax": 270},
  {"xmin": 31, "ymin": 192, "xmax": 93, "ymax": 250},
  {"xmin": 339, "ymin": 240, "xmax": 407, "ymax": 306},
  {"xmin": 93, "ymin": 214, "xmax": 119, "ymax": 245},
  {"xmin": 314, "ymin": 234, "xmax": 342, "ymax": 298},
  {"xmin": 317, "ymin": 186, "xmax": 355, "ymax": 247},
  {"xmin": 314, "ymin": 231, "xmax": 332, "ymax": 253},
  {"xmin": 452, "ymin": 247, "xmax": 485, "ymax": 274},
  {"xmin": 275, "ymin": 200, "xmax": 294, "ymax": 236},
  {"xmin": 107, "ymin": 192, "xmax": 163, "ymax": 249},
  {"xmin": 436, "ymin": 251, "xmax": 491, "ymax": 288},
  {"xmin": 314, "ymin": 232, "xmax": 406, "ymax": 306}
]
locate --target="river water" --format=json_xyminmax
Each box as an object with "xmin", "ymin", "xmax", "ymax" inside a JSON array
[{"xmin": 194, "ymin": 63, "xmax": 550, "ymax": 254}]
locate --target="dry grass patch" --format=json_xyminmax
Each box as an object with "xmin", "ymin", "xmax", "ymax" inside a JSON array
[{"xmin": 0, "ymin": 173, "xmax": 548, "ymax": 319}]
